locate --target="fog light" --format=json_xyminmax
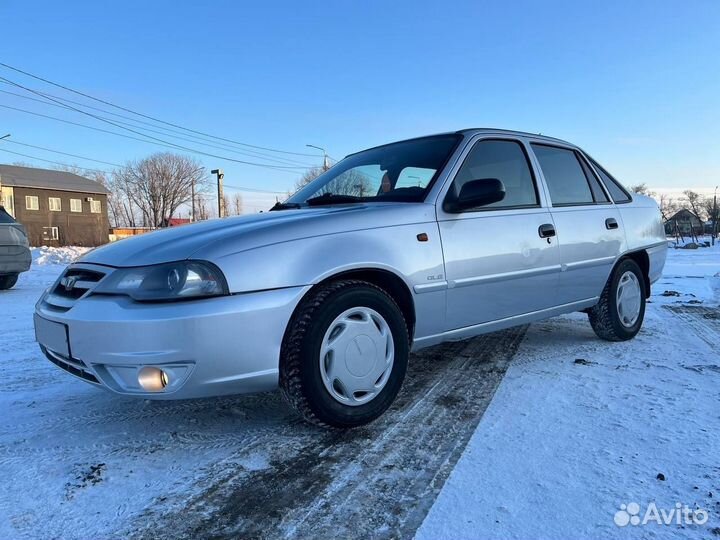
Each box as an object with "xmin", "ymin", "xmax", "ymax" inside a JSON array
[{"xmin": 138, "ymin": 367, "xmax": 169, "ymax": 392}]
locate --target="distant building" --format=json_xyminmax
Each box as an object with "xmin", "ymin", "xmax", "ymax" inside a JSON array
[
  {"xmin": 0, "ymin": 164, "xmax": 110, "ymax": 246},
  {"xmin": 162, "ymin": 217, "xmax": 191, "ymax": 227},
  {"xmin": 109, "ymin": 218, "xmax": 191, "ymax": 242},
  {"xmin": 664, "ymin": 208, "xmax": 703, "ymax": 236}
]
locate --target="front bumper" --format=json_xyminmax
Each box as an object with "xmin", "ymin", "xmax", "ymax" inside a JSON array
[{"xmin": 34, "ymin": 276, "xmax": 309, "ymax": 399}]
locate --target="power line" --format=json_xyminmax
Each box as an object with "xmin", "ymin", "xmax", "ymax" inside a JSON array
[
  {"xmin": 4, "ymin": 139, "xmax": 123, "ymax": 168},
  {"xmin": 223, "ymin": 182, "xmax": 287, "ymax": 194},
  {"xmin": 0, "ymin": 62, "xmax": 319, "ymax": 157},
  {"xmin": 0, "ymin": 147, "xmax": 111, "ymax": 174},
  {"xmin": 0, "ymin": 102, "xmax": 302, "ymax": 175},
  {"xmin": 0, "ymin": 75, "xmax": 313, "ymax": 171},
  {"xmin": 0, "ymin": 145, "xmax": 291, "ymax": 195},
  {"xmin": 0, "ymin": 85, "xmax": 317, "ymax": 167}
]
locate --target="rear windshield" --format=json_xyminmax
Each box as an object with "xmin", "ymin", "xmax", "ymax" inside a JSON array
[
  {"xmin": 287, "ymin": 135, "xmax": 461, "ymax": 205},
  {"xmin": 0, "ymin": 207, "xmax": 16, "ymax": 223}
]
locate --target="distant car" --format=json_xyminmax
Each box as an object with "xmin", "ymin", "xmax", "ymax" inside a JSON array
[
  {"xmin": 34, "ymin": 129, "xmax": 667, "ymax": 427},
  {"xmin": 0, "ymin": 206, "xmax": 31, "ymax": 290}
]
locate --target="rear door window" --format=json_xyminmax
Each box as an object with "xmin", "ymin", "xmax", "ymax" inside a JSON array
[{"xmin": 531, "ymin": 144, "xmax": 595, "ymax": 206}]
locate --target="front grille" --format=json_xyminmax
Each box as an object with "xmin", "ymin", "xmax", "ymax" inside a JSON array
[
  {"xmin": 41, "ymin": 345, "xmax": 100, "ymax": 384},
  {"xmin": 44, "ymin": 265, "xmax": 107, "ymax": 312},
  {"xmin": 52, "ymin": 268, "xmax": 105, "ymax": 299}
]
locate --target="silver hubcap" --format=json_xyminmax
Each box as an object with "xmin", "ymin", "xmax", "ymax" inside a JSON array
[
  {"xmin": 616, "ymin": 271, "xmax": 642, "ymax": 327},
  {"xmin": 319, "ymin": 307, "xmax": 394, "ymax": 406}
]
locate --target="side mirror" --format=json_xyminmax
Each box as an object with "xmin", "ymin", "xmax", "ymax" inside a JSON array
[{"xmin": 444, "ymin": 178, "xmax": 506, "ymax": 212}]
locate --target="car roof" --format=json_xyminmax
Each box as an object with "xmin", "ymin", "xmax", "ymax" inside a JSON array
[
  {"xmin": 346, "ymin": 129, "xmax": 578, "ymax": 158},
  {"xmin": 455, "ymin": 128, "xmax": 576, "ymax": 146}
]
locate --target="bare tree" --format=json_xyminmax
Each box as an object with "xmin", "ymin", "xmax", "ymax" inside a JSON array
[
  {"xmin": 630, "ymin": 183, "xmax": 649, "ymax": 195},
  {"xmin": 316, "ymin": 169, "xmax": 373, "ymax": 197},
  {"xmin": 682, "ymin": 190, "xmax": 707, "ymax": 221},
  {"xmin": 294, "ymin": 167, "xmax": 326, "ymax": 191},
  {"xmin": 657, "ymin": 193, "xmax": 677, "ymax": 222},
  {"xmin": 196, "ymin": 197, "xmax": 211, "ymax": 221},
  {"xmin": 113, "ymin": 153, "xmax": 206, "ymax": 228},
  {"xmin": 231, "ymin": 193, "xmax": 244, "ymax": 215},
  {"xmin": 220, "ymin": 193, "xmax": 231, "ymax": 218}
]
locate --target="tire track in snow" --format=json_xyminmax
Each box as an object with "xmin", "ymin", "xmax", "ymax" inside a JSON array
[
  {"xmin": 663, "ymin": 305, "xmax": 720, "ymax": 350},
  {"xmin": 129, "ymin": 328, "xmax": 527, "ymax": 540}
]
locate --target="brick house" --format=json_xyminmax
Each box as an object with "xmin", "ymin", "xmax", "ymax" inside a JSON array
[{"xmin": 0, "ymin": 164, "xmax": 110, "ymax": 246}]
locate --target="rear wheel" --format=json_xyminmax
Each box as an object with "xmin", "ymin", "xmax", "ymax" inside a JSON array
[
  {"xmin": 0, "ymin": 273, "xmax": 18, "ymax": 290},
  {"xmin": 588, "ymin": 259, "xmax": 646, "ymax": 341},
  {"xmin": 279, "ymin": 280, "xmax": 409, "ymax": 428}
]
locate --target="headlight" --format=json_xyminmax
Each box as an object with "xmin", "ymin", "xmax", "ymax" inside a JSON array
[{"xmin": 94, "ymin": 261, "xmax": 228, "ymax": 301}]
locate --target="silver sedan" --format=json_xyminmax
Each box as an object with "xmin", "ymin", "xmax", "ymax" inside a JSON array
[
  {"xmin": 34, "ymin": 129, "xmax": 666, "ymax": 427},
  {"xmin": 0, "ymin": 206, "xmax": 31, "ymax": 290}
]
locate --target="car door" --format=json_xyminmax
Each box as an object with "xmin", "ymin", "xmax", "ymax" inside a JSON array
[
  {"xmin": 529, "ymin": 142, "xmax": 626, "ymax": 305},
  {"xmin": 437, "ymin": 137, "xmax": 561, "ymax": 331}
]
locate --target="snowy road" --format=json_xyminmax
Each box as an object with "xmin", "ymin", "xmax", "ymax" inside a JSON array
[
  {"xmin": 1, "ymin": 245, "xmax": 718, "ymax": 539},
  {"xmin": 0, "ymin": 249, "xmax": 523, "ymax": 539}
]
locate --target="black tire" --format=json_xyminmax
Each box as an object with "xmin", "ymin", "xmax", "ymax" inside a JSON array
[
  {"xmin": 279, "ymin": 279, "xmax": 409, "ymax": 428},
  {"xmin": 588, "ymin": 259, "xmax": 646, "ymax": 341},
  {"xmin": 0, "ymin": 273, "xmax": 18, "ymax": 290}
]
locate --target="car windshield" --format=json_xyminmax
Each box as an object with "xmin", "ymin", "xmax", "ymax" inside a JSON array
[{"xmin": 284, "ymin": 134, "xmax": 461, "ymax": 207}]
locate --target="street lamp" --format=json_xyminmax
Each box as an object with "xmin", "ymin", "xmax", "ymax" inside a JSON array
[
  {"xmin": 0, "ymin": 134, "xmax": 10, "ymax": 140},
  {"xmin": 306, "ymin": 144, "xmax": 329, "ymax": 171}
]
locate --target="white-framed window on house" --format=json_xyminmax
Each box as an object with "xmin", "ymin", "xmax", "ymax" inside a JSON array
[
  {"xmin": 25, "ymin": 195, "xmax": 39, "ymax": 211},
  {"xmin": 48, "ymin": 197, "xmax": 62, "ymax": 212},
  {"xmin": 90, "ymin": 200, "xmax": 101, "ymax": 213},
  {"xmin": 70, "ymin": 198, "xmax": 83, "ymax": 213},
  {"xmin": 42, "ymin": 226, "xmax": 59, "ymax": 241}
]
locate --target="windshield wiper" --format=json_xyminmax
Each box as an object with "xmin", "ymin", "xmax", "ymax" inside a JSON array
[
  {"xmin": 269, "ymin": 201, "xmax": 303, "ymax": 211},
  {"xmin": 306, "ymin": 193, "xmax": 364, "ymax": 206}
]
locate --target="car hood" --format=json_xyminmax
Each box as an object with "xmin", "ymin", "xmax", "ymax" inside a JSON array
[{"xmin": 79, "ymin": 203, "xmax": 436, "ymax": 267}]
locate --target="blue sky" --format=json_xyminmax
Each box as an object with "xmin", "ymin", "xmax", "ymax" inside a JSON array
[{"xmin": 1, "ymin": 0, "xmax": 718, "ymax": 210}]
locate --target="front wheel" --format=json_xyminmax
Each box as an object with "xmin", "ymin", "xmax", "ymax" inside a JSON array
[
  {"xmin": 588, "ymin": 259, "xmax": 646, "ymax": 341},
  {"xmin": 0, "ymin": 273, "xmax": 19, "ymax": 290},
  {"xmin": 279, "ymin": 280, "xmax": 409, "ymax": 428}
]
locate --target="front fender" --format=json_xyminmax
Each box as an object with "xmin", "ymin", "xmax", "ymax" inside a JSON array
[
  {"xmin": 213, "ymin": 223, "xmax": 443, "ymax": 293},
  {"xmin": 209, "ymin": 223, "xmax": 447, "ymax": 341}
]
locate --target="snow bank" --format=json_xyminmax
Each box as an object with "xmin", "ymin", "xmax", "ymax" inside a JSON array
[{"xmin": 32, "ymin": 246, "xmax": 92, "ymax": 266}]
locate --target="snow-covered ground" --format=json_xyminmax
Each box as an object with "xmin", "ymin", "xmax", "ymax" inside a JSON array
[
  {"xmin": 418, "ymin": 242, "xmax": 720, "ymax": 539},
  {"xmin": 0, "ymin": 244, "xmax": 718, "ymax": 539}
]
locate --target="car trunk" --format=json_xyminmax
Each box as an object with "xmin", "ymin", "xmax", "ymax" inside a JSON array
[{"xmin": 0, "ymin": 223, "xmax": 29, "ymax": 256}]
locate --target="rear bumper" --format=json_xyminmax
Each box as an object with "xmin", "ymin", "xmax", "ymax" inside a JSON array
[
  {"xmin": 647, "ymin": 242, "xmax": 667, "ymax": 285},
  {"xmin": 34, "ymin": 285, "xmax": 310, "ymax": 399},
  {"xmin": 0, "ymin": 247, "xmax": 31, "ymax": 274}
]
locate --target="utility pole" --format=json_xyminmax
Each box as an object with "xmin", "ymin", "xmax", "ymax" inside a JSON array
[
  {"xmin": 307, "ymin": 144, "xmax": 329, "ymax": 171},
  {"xmin": 190, "ymin": 179, "xmax": 196, "ymax": 222},
  {"xmin": 211, "ymin": 169, "xmax": 224, "ymax": 218},
  {"xmin": 713, "ymin": 185, "xmax": 718, "ymax": 246}
]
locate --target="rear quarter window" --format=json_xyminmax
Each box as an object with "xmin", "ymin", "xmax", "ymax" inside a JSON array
[{"xmin": 587, "ymin": 157, "xmax": 632, "ymax": 203}]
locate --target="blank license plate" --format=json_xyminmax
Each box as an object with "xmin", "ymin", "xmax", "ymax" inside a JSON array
[{"xmin": 34, "ymin": 315, "xmax": 70, "ymax": 357}]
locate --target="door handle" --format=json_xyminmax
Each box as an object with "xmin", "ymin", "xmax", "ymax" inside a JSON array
[
  {"xmin": 538, "ymin": 224, "xmax": 556, "ymax": 238},
  {"xmin": 605, "ymin": 218, "xmax": 619, "ymax": 230}
]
